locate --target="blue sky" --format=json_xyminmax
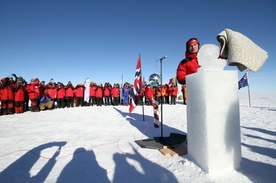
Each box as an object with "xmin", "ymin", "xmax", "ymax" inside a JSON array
[{"xmin": 1, "ymin": 0, "xmax": 275, "ymax": 91}]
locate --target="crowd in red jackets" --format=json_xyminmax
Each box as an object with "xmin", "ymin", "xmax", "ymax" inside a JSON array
[{"xmin": 0, "ymin": 74, "xmax": 178, "ymax": 115}]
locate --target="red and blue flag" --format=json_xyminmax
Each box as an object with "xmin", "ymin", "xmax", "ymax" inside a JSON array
[
  {"xmin": 129, "ymin": 55, "xmax": 142, "ymax": 113},
  {"xmin": 238, "ymin": 73, "xmax": 249, "ymax": 89}
]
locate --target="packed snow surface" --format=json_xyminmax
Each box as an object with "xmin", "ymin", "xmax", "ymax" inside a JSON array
[{"xmin": 0, "ymin": 91, "xmax": 275, "ymax": 183}]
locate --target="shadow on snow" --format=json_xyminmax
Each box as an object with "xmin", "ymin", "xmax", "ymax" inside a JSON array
[
  {"xmin": 0, "ymin": 142, "xmax": 66, "ymax": 183},
  {"xmin": 113, "ymin": 106, "xmax": 185, "ymax": 138}
]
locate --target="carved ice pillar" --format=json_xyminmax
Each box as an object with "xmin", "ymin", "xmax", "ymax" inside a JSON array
[{"xmin": 186, "ymin": 70, "xmax": 241, "ymax": 174}]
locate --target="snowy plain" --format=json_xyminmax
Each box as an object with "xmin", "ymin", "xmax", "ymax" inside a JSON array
[{"xmin": 0, "ymin": 90, "xmax": 275, "ymax": 183}]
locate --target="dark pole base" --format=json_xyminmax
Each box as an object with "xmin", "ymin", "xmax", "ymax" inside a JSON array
[{"xmin": 135, "ymin": 133, "xmax": 187, "ymax": 149}]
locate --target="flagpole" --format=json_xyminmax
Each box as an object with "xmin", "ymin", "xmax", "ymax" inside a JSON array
[
  {"xmin": 246, "ymin": 71, "xmax": 251, "ymax": 107},
  {"xmin": 159, "ymin": 57, "xmax": 164, "ymax": 138},
  {"xmin": 140, "ymin": 53, "xmax": 145, "ymax": 121}
]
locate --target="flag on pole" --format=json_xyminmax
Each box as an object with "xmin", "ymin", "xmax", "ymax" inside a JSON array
[
  {"xmin": 129, "ymin": 54, "xmax": 142, "ymax": 113},
  {"xmin": 238, "ymin": 73, "xmax": 249, "ymax": 89},
  {"xmin": 169, "ymin": 77, "xmax": 176, "ymax": 85}
]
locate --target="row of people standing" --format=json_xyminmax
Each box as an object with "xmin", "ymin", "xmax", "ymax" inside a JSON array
[
  {"xmin": 0, "ymin": 76, "xmax": 120, "ymax": 115},
  {"xmin": 0, "ymin": 74, "xmax": 179, "ymax": 116},
  {"xmin": 136, "ymin": 83, "xmax": 178, "ymax": 106}
]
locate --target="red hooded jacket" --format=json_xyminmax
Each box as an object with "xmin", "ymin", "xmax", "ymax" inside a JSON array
[
  {"xmin": 27, "ymin": 82, "xmax": 39, "ymax": 100},
  {"xmin": 0, "ymin": 78, "xmax": 14, "ymax": 101},
  {"xmin": 111, "ymin": 85, "xmax": 120, "ymax": 98},
  {"xmin": 57, "ymin": 86, "xmax": 65, "ymax": 99},
  {"xmin": 65, "ymin": 84, "xmax": 74, "ymax": 97},
  {"xmin": 89, "ymin": 84, "xmax": 96, "ymax": 97},
  {"xmin": 75, "ymin": 84, "xmax": 85, "ymax": 97},
  {"xmin": 176, "ymin": 52, "xmax": 201, "ymax": 85},
  {"xmin": 96, "ymin": 86, "xmax": 103, "ymax": 98},
  {"xmin": 14, "ymin": 84, "xmax": 25, "ymax": 102}
]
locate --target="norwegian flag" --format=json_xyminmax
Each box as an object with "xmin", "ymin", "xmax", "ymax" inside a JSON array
[{"xmin": 129, "ymin": 55, "xmax": 142, "ymax": 113}]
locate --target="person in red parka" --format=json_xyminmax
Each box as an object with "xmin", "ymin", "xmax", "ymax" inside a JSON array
[
  {"xmin": 0, "ymin": 76, "xmax": 15, "ymax": 115},
  {"xmin": 45, "ymin": 82, "xmax": 57, "ymax": 109},
  {"xmin": 13, "ymin": 76, "xmax": 26, "ymax": 113},
  {"xmin": 64, "ymin": 81, "xmax": 75, "ymax": 108},
  {"xmin": 56, "ymin": 82, "xmax": 66, "ymax": 108},
  {"xmin": 170, "ymin": 83, "xmax": 178, "ymax": 105},
  {"xmin": 144, "ymin": 84, "xmax": 153, "ymax": 105},
  {"xmin": 89, "ymin": 82, "xmax": 97, "ymax": 106},
  {"xmin": 103, "ymin": 82, "xmax": 112, "ymax": 106},
  {"xmin": 163, "ymin": 84, "xmax": 170, "ymax": 104},
  {"xmin": 111, "ymin": 83, "xmax": 120, "ymax": 106},
  {"xmin": 74, "ymin": 83, "xmax": 85, "ymax": 107},
  {"xmin": 21, "ymin": 79, "xmax": 29, "ymax": 112},
  {"xmin": 176, "ymin": 38, "xmax": 201, "ymax": 104},
  {"xmin": 27, "ymin": 79, "xmax": 40, "ymax": 112},
  {"xmin": 95, "ymin": 83, "xmax": 103, "ymax": 106}
]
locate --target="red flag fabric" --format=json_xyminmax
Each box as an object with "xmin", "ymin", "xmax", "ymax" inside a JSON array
[
  {"xmin": 129, "ymin": 97, "xmax": 136, "ymax": 113},
  {"xmin": 129, "ymin": 55, "xmax": 142, "ymax": 113}
]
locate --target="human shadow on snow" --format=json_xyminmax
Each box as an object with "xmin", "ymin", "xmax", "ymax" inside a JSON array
[
  {"xmin": 239, "ymin": 127, "xmax": 276, "ymax": 182},
  {"xmin": 0, "ymin": 141, "xmax": 66, "ymax": 183},
  {"xmin": 239, "ymin": 157, "xmax": 276, "ymax": 183},
  {"xmin": 241, "ymin": 126, "xmax": 276, "ymax": 136},
  {"xmin": 241, "ymin": 142, "xmax": 276, "ymax": 160},
  {"xmin": 112, "ymin": 144, "xmax": 179, "ymax": 183},
  {"xmin": 243, "ymin": 134, "xmax": 276, "ymax": 144},
  {"xmin": 113, "ymin": 107, "xmax": 185, "ymax": 138},
  {"xmin": 56, "ymin": 147, "xmax": 110, "ymax": 183}
]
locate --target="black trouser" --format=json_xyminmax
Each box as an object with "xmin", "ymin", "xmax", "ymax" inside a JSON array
[
  {"xmin": 171, "ymin": 96, "xmax": 176, "ymax": 105},
  {"xmin": 96, "ymin": 97, "xmax": 102, "ymax": 106},
  {"xmin": 104, "ymin": 96, "xmax": 110, "ymax": 105},
  {"xmin": 66, "ymin": 97, "xmax": 74, "ymax": 107},
  {"xmin": 165, "ymin": 96, "xmax": 169, "ymax": 104},
  {"xmin": 57, "ymin": 98, "xmax": 65, "ymax": 108},
  {"xmin": 76, "ymin": 97, "xmax": 84, "ymax": 107},
  {"xmin": 113, "ymin": 97, "xmax": 119, "ymax": 106},
  {"xmin": 89, "ymin": 96, "xmax": 96, "ymax": 106},
  {"xmin": 0, "ymin": 100, "xmax": 12, "ymax": 114}
]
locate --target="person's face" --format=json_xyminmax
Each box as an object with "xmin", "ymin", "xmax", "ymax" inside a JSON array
[{"xmin": 188, "ymin": 43, "xmax": 199, "ymax": 53}]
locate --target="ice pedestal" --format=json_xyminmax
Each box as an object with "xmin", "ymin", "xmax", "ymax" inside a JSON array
[{"xmin": 186, "ymin": 70, "xmax": 241, "ymax": 174}]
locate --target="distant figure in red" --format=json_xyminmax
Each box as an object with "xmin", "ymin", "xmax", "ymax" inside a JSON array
[
  {"xmin": 64, "ymin": 81, "xmax": 75, "ymax": 108},
  {"xmin": 89, "ymin": 82, "xmax": 97, "ymax": 106},
  {"xmin": 95, "ymin": 83, "xmax": 103, "ymax": 106},
  {"xmin": 144, "ymin": 84, "xmax": 153, "ymax": 105},
  {"xmin": 0, "ymin": 76, "xmax": 15, "ymax": 115},
  {"xmin": 13, "ymin": 76, "xmax": 26, "ymax": 113},
  {"xmin": 74, "ymin": 83, "xmax": 85, "ymax": 107},
  {"xmin": 170, "ymin": 83, "xmax": 178, "ymax": 105},
  {"xmin": 103, "ymin": 82, "xmax": 112, "ymax": 106},
  {"xmin": 27, "ymin": 79, "xmax": 40, "ymax": 112},
  {"xmin": 56, "ymin": 82, "xmax": 66, "ymax": 108},
  {"xmin": 111, "ymin": 83, "xmax": 120, "ymax": 106}
]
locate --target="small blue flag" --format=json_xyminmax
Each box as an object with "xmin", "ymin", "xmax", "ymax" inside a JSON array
[{"xmin": 238, "ymin": 73, "xmax": 249, "ymax": 89}]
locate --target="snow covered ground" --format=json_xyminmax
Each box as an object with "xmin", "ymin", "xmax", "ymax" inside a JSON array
[{"xmin": 0, "ymin": 90, "xmax": 275, "ymax": 183}]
